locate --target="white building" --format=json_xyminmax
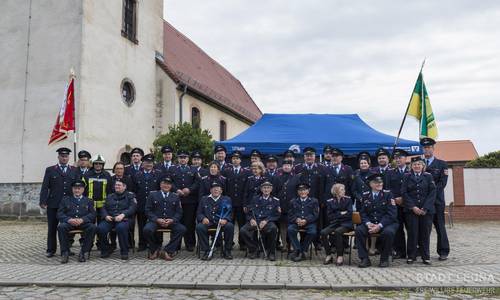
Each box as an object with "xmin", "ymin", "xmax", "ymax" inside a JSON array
[{"xmin": 0, "ymin": 0, "xmax": 261, "ymax": 216}]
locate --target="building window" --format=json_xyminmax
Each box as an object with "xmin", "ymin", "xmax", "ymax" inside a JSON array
[
  {"xmin": 121, "ymin": 0, "xmax": 138, "ymax": 44},
  {"xmin": 220, "ymin": 120, "xmax": 227, "ymax": 141},
  {"xmin": 121, "ymin": 79, "xmax": 135, "ymax": 106},
  {"xmin": 191, "ymin": 107, "xmax": 200, "ymax": 129}
]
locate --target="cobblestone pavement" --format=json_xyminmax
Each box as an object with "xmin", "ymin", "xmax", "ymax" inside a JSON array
[{"xmin": 0, "ymin": 221, "xmax": 498, "ymax": 291}]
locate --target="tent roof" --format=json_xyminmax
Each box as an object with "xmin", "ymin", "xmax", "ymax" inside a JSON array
[{"xmin": 218, "ymin": 114, "xmax": 422, "ymax": 156}]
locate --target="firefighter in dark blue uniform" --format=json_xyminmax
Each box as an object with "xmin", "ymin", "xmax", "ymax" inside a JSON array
[
  {"xmin": 171, "ymin": 150, "xmax": 199, "ymax": 252},
  {"xmin": 287, "ymin": 183, "xmax": 320, "ymax": 262},
  {"xmin": 421, "ymin": 137, "xmax": 450, "ymax": 261},
  {"xmin": 198, "ymin": 161, "xmax": 227, "ymax": 200},
  {"xmin": 40, "ymin": 147, "xmax": 79, "ymax": 257},
  {"xmin": 191, "ymin": 150, "xmax": 209, "ymax": 177},
  {"xmin": 214, "ymin": 145, "xmax": 231, "ymax": 170},
  {"xmin": 249, "ymin": 149, "xmax": 263, "ymax": 164},
  {"xmin": 324, "ymin": 148, "xmax": 354, "ymax": 202},
  {"xmin": 275, "ymin": 160, "xmax": 300, "ymax": 252},
  {"xmin": 355, "ymin": 173, "xmax": 398, "ymax": 268},
  {"xmin": 321, "ymin": 145, "xmax": 334, "ymax": 167},
  {"xmin": 196, "ymin": 182, "xmax": 234, "ymax": 260},
  {"xmin": 143, "ymin": 177, "xmax": 186, "ymax": 261},
  {"xmin": 283, "ymin": 150, "xmax": 297, "ymax": 167},
  {"xmin": 57, "ymin": 180, "xmax": 96, "ymax": 264},
  {"xmin": 241, "ymin": 181, "xmax": 281, "ymax": 261},
  {"xmin": 130, "ymin": 154, "xmax": 161, "ymax": 251},
  {"xmin": 370, "ymin": 148, "xmax": 392, "ymax": 188},
  {"xmin": 125, "ymin": 147, "xmax": 144, "ymax": 177},
  {"xmin": 402, "ymin": 156, "xmax": 436, "ymax": 265},
  {"xmin": 97, "ymin": 179, "xmax": 137, "ymax": 260},
  {"xmin": 76, "ymin": 150, "xmax": 91, "ymax": 178},
  {"xmin": 225, "ymin": 151, "xmax": 249, "ymax": 250},
  {"xmin": 351, "ymin": 152, "xmax": 374, "ymax": 210},
  {"xmin": 154, "ymin": 145, "xmax": 175, "ymax": 177},
  {"xmin": 265, "ymin": 155, "xmax": 279, "ymax": 177},
  {"xmin": 387, "ymin": 149, "xmax": 411, "ymax": 259}
]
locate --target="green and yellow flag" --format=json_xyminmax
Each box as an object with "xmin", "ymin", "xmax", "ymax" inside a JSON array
[{"xmin": 407, "ymin": 72, "xmax": 438, "ymax": 139}]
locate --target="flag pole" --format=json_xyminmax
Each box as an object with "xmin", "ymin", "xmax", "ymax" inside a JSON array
[
  {"xmin": 70, "ymin": 68, "xmax": 77, "ymax": 163},
  {"xmin": 391, "ymin": 59, "xmax": 426, "ymax": 157}
]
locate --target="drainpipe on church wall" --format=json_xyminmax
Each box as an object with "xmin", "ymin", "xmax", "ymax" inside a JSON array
[{"xmin": 178, "ymin": 84, "xmax": 188, "ymax": 124}]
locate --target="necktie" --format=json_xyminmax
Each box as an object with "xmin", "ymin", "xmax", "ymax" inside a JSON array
[
  {"xmin": 426, "ymin": 159, "xmax": 429, "ymax": 166},
  {"xmin": 234, "ymin": 168, "xmax": 239, "ymax": 175},
  {"xmin": 336, "ymin": 166, "xmax": 340, "ymax": 175},
  {"xmin": 61, "ymin": 165, "xmax": 67, "ymax": 174}
]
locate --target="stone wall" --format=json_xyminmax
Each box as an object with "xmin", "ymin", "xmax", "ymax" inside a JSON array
[{"xmin": 0, "ymin": 183, "xmax": 43, "ymax": 218}]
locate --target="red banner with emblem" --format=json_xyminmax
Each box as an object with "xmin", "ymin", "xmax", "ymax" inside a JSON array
[{"xmin": 48, "ymin": 75, "xmax": 75, "ymax": 145}]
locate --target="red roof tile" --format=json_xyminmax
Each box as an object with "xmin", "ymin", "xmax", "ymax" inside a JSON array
[{"xmin": 158, "ymin": 21, "xmax": 262, "ymax": 123}]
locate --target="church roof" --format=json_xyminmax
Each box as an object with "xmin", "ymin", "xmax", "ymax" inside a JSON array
[{"xmin": 157, "ymin": 21, "xmax": 262, "ymax": 123}]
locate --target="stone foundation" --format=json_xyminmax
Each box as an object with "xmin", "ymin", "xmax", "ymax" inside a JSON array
[{"xmin": 0, "ymin": 183, "xmax": 44, "ymax": 217}]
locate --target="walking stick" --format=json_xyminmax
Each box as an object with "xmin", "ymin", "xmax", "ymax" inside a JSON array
[{"xmin": 251, "ymin": 209, "xmax": 268, "ymax": 259}]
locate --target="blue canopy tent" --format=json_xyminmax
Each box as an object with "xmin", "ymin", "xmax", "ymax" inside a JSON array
[{"xmin": 217, "ymin": 114, "xmax": 421, "ymax": 156}]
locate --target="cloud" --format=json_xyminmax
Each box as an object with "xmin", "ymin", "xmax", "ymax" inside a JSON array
[{"xmin": 164, "ymin": 0, "xmax": 500, "ymax": 154}]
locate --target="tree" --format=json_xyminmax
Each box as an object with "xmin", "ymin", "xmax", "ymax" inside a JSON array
[
  {"xmin": 153, "ymin": 122, "xmax": 214, "ymax": 164},
  {"xmin": 465, "ymin": 151, "xmax": 500, "ymax": 168}
]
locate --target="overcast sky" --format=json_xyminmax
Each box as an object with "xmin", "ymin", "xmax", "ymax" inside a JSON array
[{"xmin": 164, "ymin": 0, "xmax": 500, "ymax": 155}]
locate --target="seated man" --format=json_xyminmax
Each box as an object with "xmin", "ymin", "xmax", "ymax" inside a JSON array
[
  {"xmin": 196, "ymin": 182, "xmax": 234, "ymax": 260},
  {"xmin": 143, "ymin": 177, "xmax": 186, "ymax": 261},
  {"xmin": 97, "ymin": 179, "xmax": 137, "ymax": 260},
  {"xmin": 57, "ymin": 180, "xmax": 97, "ymax": 264},
  {"xmin": 240, "ymin": 181, "xmax": 281, "ymax": 261},
  {"xmin": 355, "ymin": 173, "xmax": 398, "ymax": 268},
  {"xmin": 287, "ymin": 183, "xmax": 319, "ymax": 262}
]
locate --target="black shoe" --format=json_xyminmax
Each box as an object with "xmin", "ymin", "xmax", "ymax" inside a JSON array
[
  {"xmin": 46, "ymin": 252, "xmax": 55, "ymax": 258},
  {"xmin": 201, "ymin": 252, "xmax": 209, "ymax": 261},
  {"xmin": 100, "ymin": 251, "xmax": 111, "ymax": 258},
  {"xmin": 292, "ymin": 252, "xmax": 304, "ymax": 262},
  {"xmin": 423, "ymin": 259, "xmax": 432, "ymax": 265},
  {"xmin": 407, "ymin": 258, "xmax": 414, "ymax": 264},
  {"xmin": 223, "ymin": 251, "xmax": 233, "ymax": 260},
  {"xmin": 276, "ymin": 244, "xmax": 283, "ymax": 251},
  {"xmin": 358, "ymin": 258, "xmax": 371, "ymax": 268},
  {"xmin": 78, "ymin": 252, "xmax": 86, "ymax": 262},
  {"xmin": 248, "ymin": 251, "xmax": 258, "ymax": 259},
  {"xmin": 379, "ymin": 260, "xmax": 389, "ymax": 268},
  {"xmin": 121, "ymin": 255, "xmax": 129, "ymax": 260},
  {"xmin": 268, "ymin": 253, "xmax": 276, "ymax": 261},
  {"xmin": 60, "ymin": 253, "xmax": 69, "ymax": 264},
  {"xmin": 393, "ymin": 253, "xmax": 406, "ymax": 259},
  {"xmin": 68, "ymin": 251, "xmax": 75, "ymax": 256},
  {"xmin": 438, "ymin": 255, "xmax": 448, "ymax": 261},
  {"xmin": 137, "ymin": 246, "xmax": 147, "ymax": 252},
  {"xmin": 186, "ymin": 245, "xmax": 194, "ymax": 252}
]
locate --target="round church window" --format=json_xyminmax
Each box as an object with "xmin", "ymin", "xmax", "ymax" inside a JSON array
[{"xmin": 121, "ymin": 79, "xmax": 135, "ymax": 106}]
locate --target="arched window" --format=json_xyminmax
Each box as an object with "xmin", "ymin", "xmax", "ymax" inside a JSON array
[
  {"xmin": 122, "ymin": 0, "xmax": 138, "ymax": 43},
  {"xmin": 219, "ymin": 120, "xmax": 227, "ymax": 141},
  {"xmin": 121, "ymin": 79, "xmax": 135, "ymax": 106},
  {"xmin": 191, "ymin": 107, "xmax": 201, "ymax": 129}
]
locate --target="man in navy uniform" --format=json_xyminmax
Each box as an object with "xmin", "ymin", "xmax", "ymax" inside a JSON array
[
  {"xmin": 40, "ymin": 147, "xmax": 79, "ymax": 257},
  {"xmin": 214, "ymin": 145, "xmax": 230, "ymax": 170},
  {"xmin": 287, "ymin": 183, "xmax": 319, "ymax": 262},
  {"xmin": 283, "ymin": 150, "xmax": 296, "ymax": 167},
  {"xmin": 249, "ymin": 149, "xmax": 262, "ymax": 164},
  {"xmin": 371, "ymin": 148, "xmax": 392, "ymax": 188},
  {"xmin": 402, "ymin": 156, "xmax": 437, "ymax": 265},
  {"xmin": 191, "ymin": 150, "xmax": 209, "ymax": 177},
  {"xmin": 387, "ymin": 149, "xmax": 410, "ymax": 259},
  {"xmin": 196, "ymin": 182, "xmax": 234, "ymax": 260},
  {"xmin": 421, "ymin": 137, "xmax": 450, "ymax": 261},
  {"xmin": 76, "ymin": 150, "xmax": 92, "ymax": 178},
  {"xmin": 171, "ymin": 150, "xmax": 199, "ymax": 252},
  {"xmin": 265, "ymin": 155, "xmax": 279, "ymax": 177},
  {"xmin": 97, "ymin": 179, "xmax": 137, "ymax": 260},
  {"xmin": 155, "ymin": 145, "xmax": 175, "ymax": 177},
  {"xmin": 324, "ymin": 148, "xmax": 353, "ymax": 197},
  {"xmin": 321, "ymin": 145, "xmax": 334, "ymax": 167},
  {"xmin": 275, "ymin": 159, "xmax": 300, "ymax": 252},
  {"xmin": 355, "ymin": 173, "xmax": 398, "ymax": 268},
  {"xmin": 241, "ymin": 181, "xmax": 281, "ymax": 261},
  {"xmin": 143, "ymin": 177, "xmax": 186, "ymax": 261},
  {"xmin": 57, "ymin": 180, "xmax": 97, "ymax": 264},
  {"xmin": 130, "ymin": 153, "xmax": 161, "ymax": 251},
  {"xmin": 125, "ymin": 147, "xmax": 144, "ymax": 177},
  {"xmin": 225, "ymin": 150, "xmax": 249, "ymax": 250}
]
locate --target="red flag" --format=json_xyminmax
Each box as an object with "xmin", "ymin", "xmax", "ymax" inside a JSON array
[{"xmin": 48, "ymin": 76, "xmax": 75, "ymax": 145}]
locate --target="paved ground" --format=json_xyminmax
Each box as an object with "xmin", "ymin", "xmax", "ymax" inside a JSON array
[{"xmin": 0, "ymin": 220, "xmax": 499, "ymax": 298}]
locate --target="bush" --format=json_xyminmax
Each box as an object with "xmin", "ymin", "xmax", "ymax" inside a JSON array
[
  {"xmin": 465, "ymin": 151, "xmax": 500, "ymax": 168},
  {"xmin": 152, "ymin": 122, "xmax": 214, "ymax": 164}
]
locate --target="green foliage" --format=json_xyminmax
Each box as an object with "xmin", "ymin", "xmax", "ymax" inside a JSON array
[
  {"xmin": 153, "ymin": 122, "xmax": 214, "ymax": 164},
  {"xmin": 465, "ymin": 151, "xmax": 500, "ymax": 168}
]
